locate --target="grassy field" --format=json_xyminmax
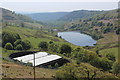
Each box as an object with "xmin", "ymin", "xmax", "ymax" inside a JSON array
[
  {"xmin": 97, "ymin": 33, "xmax": 119, "ymax": 44},
  {"xmin": 2, "ymin": 26, "xmax": 120, "ymax": 79},
  {"xmin": 3, "ymin": 26, "xmax": 67, "ymax": 48},
  {"xmin": 2, "ymin": 26, "xmax": 76, "ymax": 78},
  {"xmin": 99, "ymin": 47, "xmax": 119, "ymax": 60},
  {"xmin": 2, "ymin": 60, "xmax": 56, "ymax": 78},
  {"xmin": 95, "ymin": 32, "xmax": 119, "ymax": 62}
]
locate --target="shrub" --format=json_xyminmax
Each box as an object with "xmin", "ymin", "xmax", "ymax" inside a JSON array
[
  {"xmin": 14, "ymin": 44, "xmax": 23, "ymax": 50},
  {"xmin": 55, "ymin": 63, "xmax": 116, "ymax": 79},
  {"xmin": 116, "ymin": 28, "xmax": 120, "ymax": 35},
  {"xmin": 90, "ymin": 57, "xmax": 113, "ymax": 71},
  {"xmin": 112, "ymin": 62, "xmax": 120, "ymax": 76},
  {"xmin": 2, "ymin": 31, "xmax": 21, "ymax": 47},
  {"xmin": 106, "ymin": 53, "xmax": 116, "ymax": 62},
  {"xmin": 22, "ymin": 40, "xmax": 31, "ymax": 50},
  {"xmin": 4, "ymin": 43, "xmax": 13, "ymax": 50},
  {"xmin": 49, "ymin": 43, "xmax": 59, "ymax": 52},
  {"xmin": 102, "ymin": 27, "xmax": 112, "ymax": 33},
  {"xmin": 14, "ymin": 39, "xmax": 31, "ymax": 50},
  {"xmin": 14, "ymin": 39, "xmax": 22, "ymax": 47},
  {"xmin": 60, "ymin": 44, "xmax": 72, "ymax": 54},
  {"xmin": 38, "ymin": 41, "xmax": 48, "ymax": 49},
  {"xmin": 49, "ymin": 41, "xmax": 53, "ymax": 44}
]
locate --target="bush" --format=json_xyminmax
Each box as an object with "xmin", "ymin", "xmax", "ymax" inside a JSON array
[
  {"xmin": 14, "ymin": 39, "xmax": 22, "ymax": 47},
  {"xmin": 22, "ymin": 40, "xmax": 31, "ymax": 50},
  {"xmin": 102, "ymin": 27, "xmax": 112, "ymax": 33},
  {"xmin": 14, "ymin": 44, "xmax": 23, "ymax": 50},
  {"xmin": 38, "ymin": 41, "xmax": 48, "ymax": 49},
  {"xmin": 49, "ymin": 41, "xmax": 53, "ymax": 44},
  {"xmin": 4, "ymin": 43, "xmax": 13, "ymax": 50},
  {"xmin": 106, "ymin": 53, "xmax": 116, "ymax": 62},
  {"xmin": 90, "ymin": 57, "xmax": 113, "ymax": 71},
  {"xmin": 49, "ymin": 43, "xmax": 59, "ymax": 52},
  {"xmin": 60, "ymin": 44, "xmax": 72, "ymax": 54},
  {"xmin": 14, "ymin": 39, "xmax": 31, "ymax": 50},
  {"xmin": 2, "ymin": 31, "xmax": 21, "ymax": 47},
  {"xmin": 55, "ymin": 63, "xmax": 116, "ymax": 79},
  {"xmin": 112, "ymin": 62, "xmax": 120, "ymax": 76},
  {"xmin": 116, "ymin": 28, "xmax": 120, "ymax": 35},
  {"xmin": 77, "ymin": 51, "xmax": 97, "ymax": 63}
]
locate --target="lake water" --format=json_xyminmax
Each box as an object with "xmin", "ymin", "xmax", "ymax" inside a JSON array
[{"xmin": 58, "ymin": 31, "xmax": 97, "ymax": 46}]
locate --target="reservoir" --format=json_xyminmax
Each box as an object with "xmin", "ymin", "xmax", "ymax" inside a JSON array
[{"xmin": 58, "ymin": 31, "xmax": 97, "ymax": 46}]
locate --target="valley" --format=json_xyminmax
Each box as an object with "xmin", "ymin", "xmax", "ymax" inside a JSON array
[{"xmin": 1, "ymin": 6, "xmax": 120, "ymax": 80}]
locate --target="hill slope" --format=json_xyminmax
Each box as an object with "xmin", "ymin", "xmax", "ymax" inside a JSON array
[
  {"xmin": 0, "ymin": 8, "xmax": 44, "ymax": 29},
  {"xmin": 25, "ymin": 12, "xmax": 69, "ymax": 22},
  {"xmin": 58, "ymin": 10, "xmax": 104, "ymax": 21},
  {"xmin": 1, "ymin": 8, "xmax": 34, "ymax": 23},
  {"xmin": 63, "ymin": 9, "xmax": 119, "ymax": 42}
]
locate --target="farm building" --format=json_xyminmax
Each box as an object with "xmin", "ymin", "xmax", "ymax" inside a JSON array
[{"xmin": 13, "ymin": 52, "xmax": 69, "ymax": 67}]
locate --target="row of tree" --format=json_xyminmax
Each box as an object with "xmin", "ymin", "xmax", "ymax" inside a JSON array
[
  {"xmin": 55, "ymin": 63, "xmax": 117, "ymax": 80},
  {"xmin": 38, "ymin": 41, "xmax": 72, "ymax": 54},
  {"xmin": 2, "ymin": 31, "xmax": 31, "ymax": 50},
  {"xmin": 38, "ymin": 41, "xmax": 119, "ymax": 74}
]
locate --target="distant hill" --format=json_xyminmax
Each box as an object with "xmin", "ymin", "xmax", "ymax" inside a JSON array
[
  {"xmin": 58, "ymin": 10, "xmax": 105, "ymax": 21},
  {"xmin": 0, "ymin": 8, "xmax": 44, "ymax": 29},
  {"xmin": 25, "ymin": 12, "xmax": 69, "ymax": 22},
  {"xmin": 24, "ymin": 10, "xmax": 105, "ymax": 22},
  {"xmin": 1, "ymin": 8, "xmax": 34, "ymax": 23}
]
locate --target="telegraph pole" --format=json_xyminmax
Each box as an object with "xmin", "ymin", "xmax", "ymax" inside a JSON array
[{"xmin": 34, "ymin": 52, "xmax": 35, "ymax": 80}]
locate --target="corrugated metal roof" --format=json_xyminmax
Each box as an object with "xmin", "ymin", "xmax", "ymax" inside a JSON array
[{"xmin": 13, "ymin": 52, "xmax": 62, "ymax": 66}]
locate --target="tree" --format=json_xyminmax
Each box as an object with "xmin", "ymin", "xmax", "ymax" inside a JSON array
[
  {"xmin": 112, "ymin": 62, "xmax": 120, "ymax": 76},
  {"xmin": 4, "ymin": 43, "xmax": 13, "ymax": 50},
  {"xmin": 14, "ymin": 39, "xmax": 31, "ymax": 50},
  {"xmin": 116, "ymin": 28, "xmax": 120, "ymax": 35},
  {"xmin": 96, "ymin": 50, "xmax": 99, "ymax": 54},
  {"xmin": 55, "ymin": 63, "xmax": 115, "ymax": 80},
  {"xmin": 55, "ymin": 63, "xmax": 78, "ymax": 80},
  {"xmin": 106, "ymin": 53, "xmax": 116, "ymax": 62},
  {"xmin": 38, "ymin": 41, "xmax": 48, "ymax": 49},
  {"xmin": 14, "ymin": 39, "xmax": 22, "ymax": 47},
  {"xmin": 60, "ymin": 44, "xmax": 72, "ymax": 54},
  {"xmin": 107, "ymin": 23, "xmax": 113, "ymax": 26},
  {"xmin": 97, "ymin": 21, "xmax": 104, "ymax": 26},
  {"xmin": 49, "ymin": 41, "xmax": 53, "ymax": 44},
  {"xmin": 102, "ymin": 27, "xmax": 112, "ymax": 33},
  {"xmin": 21, "ymin": 23, "xmax": 25, "ymax": 27},
  {"xmin": 91, "ymin": 57, "xmax": 113, "ymax": 71},
  {"xmin": 22, "ymin": 40, "xmax": 31, "ymax": 50},
  {"xmin": 2, "ymin": 31, "xmax": 21, "ymax": 47},
  {"xmin": 14, "ymin": 44, "xmax": 23, "ymax": 50},
  {"xmin": 49, "ymin": 43, "xmax": 59, "ymax": 52}
]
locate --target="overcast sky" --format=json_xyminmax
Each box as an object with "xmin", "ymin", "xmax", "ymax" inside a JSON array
[{"xmin": 0, "ymin": 0, "xmax": 119, "ymax": 13}]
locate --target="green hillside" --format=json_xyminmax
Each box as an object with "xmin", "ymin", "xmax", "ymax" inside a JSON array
[
  {"xmin": 1, "ymin": 8, "xmax": 33, "ymax": 23},
  {"xmin": 1, "ymin": 8, "xmax": 44, "ymax": 30},
  {"xmin": 1, "ymin": 8, "xmax": 120, "ymax": 79},
  {"xmin": 25, "ymin": 12, "xmax": 69, "ymax": 22},
  {"xmin": 58, "ymin": 10, "xmax": 104, "ymax": 21},
  {"xmin": 2, "ymin": 26, "xmax": 119, "ymax": 79},
  {"xmin": 64, "ymin": 9, "xmax": 119, "ymax": 41}
]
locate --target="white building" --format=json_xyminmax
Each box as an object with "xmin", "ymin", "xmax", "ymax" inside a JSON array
[{"xmin": 13, "ymin": 52, "xmax": 62, "ymax": 66}]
